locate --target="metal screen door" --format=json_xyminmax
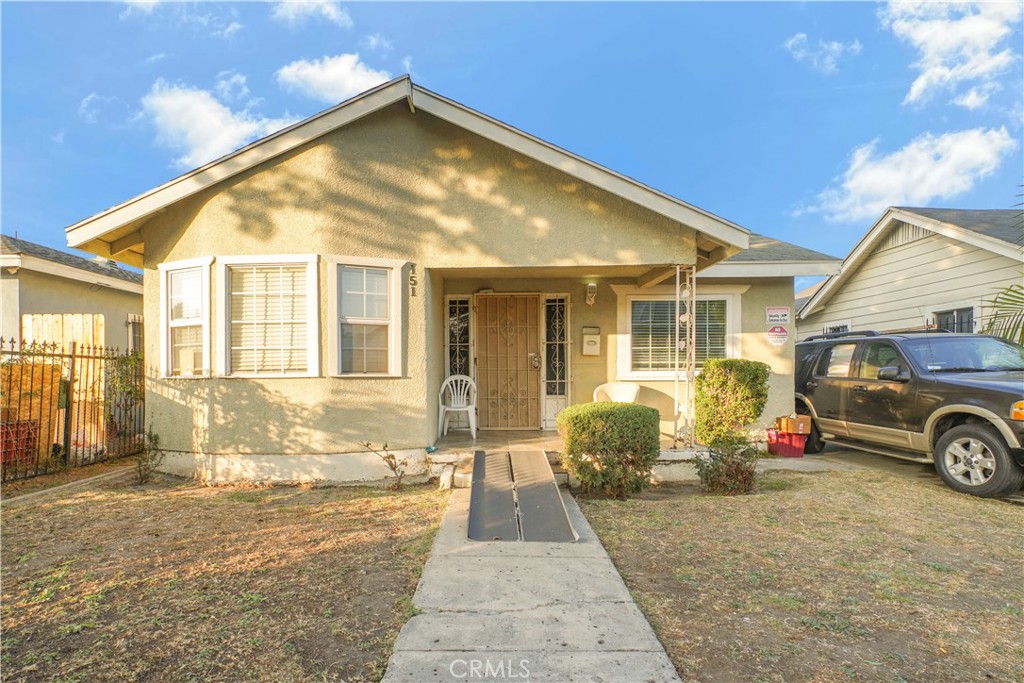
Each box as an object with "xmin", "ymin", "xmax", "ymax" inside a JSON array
[{"xmin": 474, "ymin": 294, "xmax": 541, "ymax": 429}]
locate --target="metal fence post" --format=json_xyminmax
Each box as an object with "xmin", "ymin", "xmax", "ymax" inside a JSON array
[{"xmin": 62, "ymin": 341, "xmax": 77, "ymax": 458}]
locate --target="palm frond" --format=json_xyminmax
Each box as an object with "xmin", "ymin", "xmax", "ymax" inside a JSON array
[{"xmin": 981, "ymin": 283, "xmax": 1024, "ymax": 345}]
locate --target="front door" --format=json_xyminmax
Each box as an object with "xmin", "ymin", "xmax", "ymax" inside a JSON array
[{"xmin": 474, "ymin": 294, "xmax": 541, "ymax": 429}]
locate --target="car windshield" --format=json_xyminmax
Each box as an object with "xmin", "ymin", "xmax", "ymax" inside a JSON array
[{"xmin": 902, "ymin": 336, "xmax": 1024, "ymax": 373}]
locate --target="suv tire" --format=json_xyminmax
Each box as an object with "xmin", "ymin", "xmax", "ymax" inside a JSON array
[
  {"xmin": 803, "ymin": 419, "xmax": 826, "ymax": 454},
  {"xmin": 933, "ymin": 424, "xmax": 1024, "ymax": 498}
]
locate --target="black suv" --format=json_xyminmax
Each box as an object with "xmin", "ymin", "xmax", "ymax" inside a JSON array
[{"xmin": 795, "ymin": 331, "xmax": 1024, "ymax": 498}]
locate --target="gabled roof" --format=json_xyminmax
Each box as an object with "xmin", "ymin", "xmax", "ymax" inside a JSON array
[
  {"xmin": 798, "ymin": 207, "xmax": 1024, "ymax": 319},
  {"xmin": 894, "ymin": 207, "xmax": 1022, "ymax": 246},
  {"xmin": 700, "ymin": 234, "xmax": 840, "ymax": 278},
  {"xmin": 1, "ymin": 234, "xmax": 143, "ymax": 293},
  {"xmin": 65, "ymin": 76, "xmax": 750, "ymax": 268}
]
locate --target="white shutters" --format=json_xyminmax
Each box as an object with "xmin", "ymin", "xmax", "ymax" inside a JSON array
[{"xmin": 630, "ymin": 298, "xmax": 729, "ymax": 372}]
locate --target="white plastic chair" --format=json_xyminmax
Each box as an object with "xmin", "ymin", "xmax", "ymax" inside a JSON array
[
  {"xmin": 593, "ymin": 382, "xmax": 640, "ymax": 403},
  {"xmin": 438, "ymin": 375, "xmax": 477, "ymax": 439}
]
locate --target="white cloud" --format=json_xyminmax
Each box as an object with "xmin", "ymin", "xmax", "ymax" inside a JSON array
[
  {"xmin": 783, "ymin": 33, "xmax": 863, "ymax": 74},
  {"xmin": 51, "ymin": 129, "xmax": 66, "ymax": 144},
  {"xmin": 272, "ymin": 1, "xmax": 353, "ymax": 28},
  {"xmin": 276, "ymin": 53, "xmax": 390, "ymax": 103},
  {"xmin": 78, "ymin": 93, "xmax": 121, "ymax": 123},
  {"xmin": 215, "ymin": 71, "xmax": 250, "ymax": 101},
  {"xmin": 142, "ymin": 79, "xmax": 296, "ymax": 168},
  {"xmin": 401, "ymin": 55, "xmax": 413, "ymax": 75},
  {"xmin": 120, "ymin": 0, "xmax": 159, "ymax": 19},
  {"xmin": 801, "ymin": 127, "xmax": 1017, "ymax": 222},
  {"xmin": 143, "ymin": 52, "xmax": 167, "ymax": 65},
  {"xmin": 212, "ymin": 21, "xmax": 243, "ymax": 39},
  {"xmin": 362, "ymin": 33, "xmax": 393, "ymax": 52},
  {"xmin": 880, "ymin": 1, "xmax": 1022, "ymax": 108}
]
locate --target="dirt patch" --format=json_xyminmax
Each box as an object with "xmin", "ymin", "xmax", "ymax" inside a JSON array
[
  {"xmin": 1, "ymin": 475, "xmax": 448, "ymax": 682},
  {"xmin": 580, "ymin": 469, "xmax": 1024, "ymax": 683},
  {"xmin": 1, "ymin": 459, "xmax": 135, "ymax": 499}
]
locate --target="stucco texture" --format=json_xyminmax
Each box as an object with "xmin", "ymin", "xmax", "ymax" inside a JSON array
[{"xmin": 139, "ymin": 101, "xmax": 791, "ymax": 465}]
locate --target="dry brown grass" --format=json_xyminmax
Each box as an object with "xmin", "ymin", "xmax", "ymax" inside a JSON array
[
  {"xmin": 1, "ymin": 474, "xmax": 448, "ymax": 682},
  {"xmin": 1, "ymin": 459, "xmax": 134, "ymax": 499},
  {"xmin": 581, "ymin": 469, "xmax": 1024, "ymax": 683}
]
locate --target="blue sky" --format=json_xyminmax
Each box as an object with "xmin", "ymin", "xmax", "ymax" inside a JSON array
[{"xmin": 3, "ymin": 1, "xmax": 1022, "ymax": 290}]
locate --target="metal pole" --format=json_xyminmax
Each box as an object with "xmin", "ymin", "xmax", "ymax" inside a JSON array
[
  {"xmin": 62, "ymin": 341, "xmax": 76, "ymax": 462},
  {"xmin": 673, "ymin": 265, "xmax": 680, "ymax": 448}
]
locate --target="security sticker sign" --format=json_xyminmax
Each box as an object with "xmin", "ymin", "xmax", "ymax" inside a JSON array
[
  {"xmin": 766, "ymin": 307, "xmax": 791, "ymax": 324},
  {"xmin": 767, "ymin": 325, "xmax": 789, "ymax": 346}
]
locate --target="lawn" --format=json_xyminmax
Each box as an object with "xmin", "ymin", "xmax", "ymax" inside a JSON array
[
  {"xmin": 1, "ymin": 474, "xmax": 448, "ymax": 683},
  {"xmin": 580, "ymin": 469, "xmax": 1024, "ymax": 683}
]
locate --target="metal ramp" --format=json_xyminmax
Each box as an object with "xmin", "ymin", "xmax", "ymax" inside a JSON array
[{"xmin": 467, "ymin": 450, "xmax": 577, "ymax": 542}]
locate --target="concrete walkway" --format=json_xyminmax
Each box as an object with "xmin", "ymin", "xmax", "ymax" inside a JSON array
[{"xmin": 383, "ymin": 488, "xmax": 681, "ymax": 682}]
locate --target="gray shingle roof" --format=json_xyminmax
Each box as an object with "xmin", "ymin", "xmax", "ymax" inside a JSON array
[
  {"xmin": 0, "ymin": 234, "xmax": 142, "ymax": 284},
  {"xmin": 723, "ymin": 234, "xmax": 839, "ymax": 263},
  {"xmin": 897, "ymin": 207, "xmax": 1023, "ymax": 246}
]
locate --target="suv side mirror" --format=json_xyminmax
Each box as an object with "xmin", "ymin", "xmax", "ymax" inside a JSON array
[{"xmin": 877, "ymin": 366, "xmax": 910, "ymax": 382}]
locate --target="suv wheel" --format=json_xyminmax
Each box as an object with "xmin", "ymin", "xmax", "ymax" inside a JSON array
[{"xmin": 933, "ymin": 424, "xmax": 1024, "ymax": 498}]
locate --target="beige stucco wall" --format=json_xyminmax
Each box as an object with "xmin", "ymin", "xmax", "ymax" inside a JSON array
[
  {"xmin": 0, "ymin": 272, "xmax": 19, "ymax": 341},
  {"xmin": 141, "ymin": 102, "xmax": 700, "ymax": 459},
  {"xmin": 11, "ymin": 269, "xmax": 142, "ymax": 348},
  {"xmin": 798, "ymin": 231, "xmax": 1023, "ymax": 339}
]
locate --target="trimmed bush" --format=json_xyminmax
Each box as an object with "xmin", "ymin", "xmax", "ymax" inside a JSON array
[
  {"xmin": 557, "ymin": 402, "xmax": 660, "ymax": 498},
  {"xmin": 695, "ymin": 358, "xmax": 771, "ymax": 445},
  {"xmin": 694, "ymin": 433, "xmax": 758, "ymax": 495}
]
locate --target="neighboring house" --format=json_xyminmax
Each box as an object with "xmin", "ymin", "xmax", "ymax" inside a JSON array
[
  {"xmin": 0, "ymin": 235, "xmax": 143, "ymax": 350},
  {"xmin": 64, "ymin": 76, "xmax": 837, "ymax": 483},
  {"xmin": 798, "ymin": 208, "xmax": 1024, "ymax": 340}
]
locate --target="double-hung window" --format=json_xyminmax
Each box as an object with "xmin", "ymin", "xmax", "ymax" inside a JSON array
[
  {"xmin": 327, "ymin": 256, "xmax": 406, "ymax": 376},
  {"xmin": 219, "ymin": 256, "xmax": 319, "ymax": 377},
  {"xmin": 159, "ymin": 257, "xmax": 212, "ymax": 377},
  {"xmin": 620, "ymin": 291, "xmax": 735, "ymax": 379},
  {"xmin": 629, "ymin": 298, "xmax": 729, "ymax": 372}
]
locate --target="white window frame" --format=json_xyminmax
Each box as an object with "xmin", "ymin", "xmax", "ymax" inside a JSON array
[
  {"xmin": 217, "ymin": 255, "xmax": 320, "ymax": 378},
  {"xmin": 326, "ymin": 255, "xmax": 407, "ymax": 378},
  {"xmin": 158, "ymin": 256, "xmax": 213, "ymax": 379},
  {"xmin": 612, "ymin": 284, "xmax": 744, "ymax": 381}
]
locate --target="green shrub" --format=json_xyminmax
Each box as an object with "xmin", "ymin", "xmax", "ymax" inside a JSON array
[
  {"xmin": 695, "ymin": 358, "xmax": 771, "ymax": 445},
  {"xmin": 694, "ymin": 433, "xmax": 758, "ymax": 495},
  {"xmin": 557, "ymin": 402, "xmax": 660, "ymax": 498}
]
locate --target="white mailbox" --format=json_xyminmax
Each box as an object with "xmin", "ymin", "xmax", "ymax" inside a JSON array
[{"xmin": 581, "ymin": 326, "xmax": 601, "ymax": 356}]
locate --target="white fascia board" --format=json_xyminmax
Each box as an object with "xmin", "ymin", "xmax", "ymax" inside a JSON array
[
  {"xmin": 65, "ymin": 78, "xmax": 413, "ymax": 249},
  {"xmin": 1, "ymin": 254, "xmax": 22, "ymax": 270},
  {"xmin": 18, "ymin": 255, "xmax": 142, "ymax": 294},
  {"xmin": 700, "ymin": 260, "xmax": 840, "ymax": 278},
  {"xmin": 410, "ymin": 86, "xmax": 750, "ymax": 252}
]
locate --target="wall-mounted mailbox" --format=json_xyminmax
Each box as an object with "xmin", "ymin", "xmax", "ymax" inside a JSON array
[{"xmin": 581, "ymin": 326, "xmax": 601, "ymax": 356}]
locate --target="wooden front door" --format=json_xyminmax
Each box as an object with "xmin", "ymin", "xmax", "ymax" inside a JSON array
[{"xmin": 474, "ymin": 294, "xmax": 541, "ymax": 429}]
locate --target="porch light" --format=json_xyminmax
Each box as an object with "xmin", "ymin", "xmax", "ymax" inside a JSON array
[{"xmin": 586, "ymin": 283, "xmax": 597, "ymax": 306}]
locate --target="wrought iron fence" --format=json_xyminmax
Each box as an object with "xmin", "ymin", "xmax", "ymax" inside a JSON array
[{"xmin": 0, "ymin": 338, "xmax": 145, "ymax": 481}]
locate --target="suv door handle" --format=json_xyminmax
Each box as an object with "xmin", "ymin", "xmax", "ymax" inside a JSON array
[
  {"xmin": 805, "ymin": 381, "xmax": 818, "ymax": 389},
  {"xmin": 852, "ymin": 385, "xmax": 868, "ymax": 393}
]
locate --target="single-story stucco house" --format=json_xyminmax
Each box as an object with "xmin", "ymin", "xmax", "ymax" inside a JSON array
[
  {"xmin": 797, "ymin": 207, "xmax": 1023, "ymax": 339},
  {"xmin": 65, "ymin": 76, "xmax": 837, "ymax": 483},
  {"xmin": 1, "ymin": 235, "xmax": 144, "ymax": 351}
]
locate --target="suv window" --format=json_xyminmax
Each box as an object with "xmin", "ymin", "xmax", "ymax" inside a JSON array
[
  {"xmin": 858, "ymin": 342, "xmax": 903, "ymax": 379},
  {"xmin": 815, "ymin": 343, "xmax": 857, "ymax": 378}
]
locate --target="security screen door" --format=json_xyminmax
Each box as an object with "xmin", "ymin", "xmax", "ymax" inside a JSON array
[{"xmin": 474, "ymin": 294, "xmax": 541, "ymax": 429}]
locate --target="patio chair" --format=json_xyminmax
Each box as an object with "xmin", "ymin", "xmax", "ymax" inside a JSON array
[
  {"xmin": 438, "ymin": 375, "xmax": 477, "ymax": 439},
  {"xmin": 593, "ymin": 381, "xmax": 640, "ymax": 403}
]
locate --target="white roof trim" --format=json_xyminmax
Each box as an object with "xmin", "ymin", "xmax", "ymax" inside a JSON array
[
  {"xmin": 7, "ymin": 254, "xmax": 142, "ymax": 294},
  {"xmin": 700, "ymin": 260, "xmax": 840, "ymax": 278},
  {"xmin": 66, "ymin": 76, "xmax": 749, "ymax": 253},
  {"xmin": 798, "ymin": 207, "xmax": 1024, "ymax": 319}
]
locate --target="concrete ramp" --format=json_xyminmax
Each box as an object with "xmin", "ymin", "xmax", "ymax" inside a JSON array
[{"xmin": 467, "ymin": 450, "xmax": 576, "ymax": 543}]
